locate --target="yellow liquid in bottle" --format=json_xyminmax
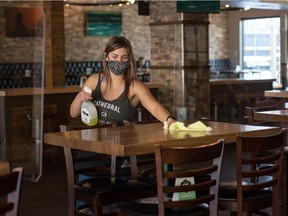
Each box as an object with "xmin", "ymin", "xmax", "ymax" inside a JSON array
[{"xmin": 86, "ymin": 116, "xmax": 98, "ymax": 126}]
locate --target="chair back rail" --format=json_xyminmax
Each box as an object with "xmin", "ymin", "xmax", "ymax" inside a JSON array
[
  {"xmin": 59, "ymin": 124, "xmax": 116, "ymax": 216},
  {"xmin": 235, "ymin": 129, "xmax": 286, "ymax": 215},
  {"xmin": 155, "ymin": 139, "xmax": 225, "ymax": 216}
]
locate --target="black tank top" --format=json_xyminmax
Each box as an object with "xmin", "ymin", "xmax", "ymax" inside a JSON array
[{"xmin": 92, "ymin": 76, "xmax": 136, "ymax": 125}]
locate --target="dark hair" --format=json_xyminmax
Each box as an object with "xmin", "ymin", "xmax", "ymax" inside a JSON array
[{"xmin": 102, "ymin": 36, "xmax": 137, "ymax": 94}]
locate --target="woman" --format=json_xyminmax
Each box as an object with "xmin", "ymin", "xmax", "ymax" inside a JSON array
[
  {"xmin": 70, "ymin": 36, "xmax": 176, "ymax": 126},
  {"xmin": 70, "ymin": 36, "xmax": 176, "ymax": 214}
]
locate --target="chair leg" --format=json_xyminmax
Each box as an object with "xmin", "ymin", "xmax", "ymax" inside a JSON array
[
  {"xmin": 285, "ymin": 156, "xmax": 288, "ymax": 216},
  {"xmin": 92, "ymin": 199, "xmax": 102, "ymax": 216}
]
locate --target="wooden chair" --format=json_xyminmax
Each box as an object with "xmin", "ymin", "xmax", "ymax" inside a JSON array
[
  {"xmin": 245, "ymin": 99, "xmax": 283, "ymax": 125},
  {"xmin": 0, "ymin": 167, "xmax": 24, "ymax": 216},
  {"xmin": 255, "ymin": 99, "xmax": 282, "ymax": 108},
  {"xmin": 245, "ymin": 106, "xmax": 281, "ymax": 125},
  {"xmin": 218, "ymin": 129, "xmax": 286, "ymax": 215},
  {"xmin": 123, "ymin": 120, "xmax": 159, "ymax": 185},
  {"xmin": 117, "ymin": 139, "xmax": 225, "ymax": 216},
  {"xmin": 59, "ymin": 124, "xmax": 155, "ymax": 216}
]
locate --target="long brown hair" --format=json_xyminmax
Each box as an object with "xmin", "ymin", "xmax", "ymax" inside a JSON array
[{"xmin": 102, "ymin": 36, "xmax": 137, "ymax": 96}]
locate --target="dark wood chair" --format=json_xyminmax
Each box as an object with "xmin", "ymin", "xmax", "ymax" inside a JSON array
[
  {"xmin": 245, "ymin": 99, "xmax": 283, "ymax": 125},
  {"xmin": 117, "ymin": 139, "xmax": 225, "ymax": 216},
  {"xmin": 0, "ymin": 167, "xmax": 24, "ymax": 216},
  {"xmin": 60, "ymin": 124, "xmax": 155, "ymax": 216},
  {"xmin": 245, "ymin": 106, "xmax": 281, "ymax": 125},
  {"xmin": 123, "ymin": 120, "xmax": 159, "ymax": 185},
  {"xmin": 218, "ymin": 129, "xmax": 286, "ymax": 215},
  {"xmin": 255, "ymin": 99, "xmax": 282, "ymax": 108}
]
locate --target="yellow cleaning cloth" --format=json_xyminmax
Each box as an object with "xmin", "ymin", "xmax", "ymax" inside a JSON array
[
  {"xmin": 163, "ymin": 121, "xmax": 212, "ymax": 132},
  {"xmin": 187, "ymin": 121, "xmax": 213, "ymax": 131}
]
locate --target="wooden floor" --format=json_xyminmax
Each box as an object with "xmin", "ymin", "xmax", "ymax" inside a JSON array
[
  {"xmin": 19, "ymin": 149, "xmax": 68, "ymax": 216},
  {"xmin": 18, "ymin": 143, "xmax": 276, "ymax": 216}
]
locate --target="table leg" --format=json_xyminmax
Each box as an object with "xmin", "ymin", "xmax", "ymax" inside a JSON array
[{"xmin": 129, "ymin": 155, "xmax": 138, "ymax": 180}]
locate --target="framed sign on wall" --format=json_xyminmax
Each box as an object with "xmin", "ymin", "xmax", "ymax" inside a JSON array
[
  {"xmin": 85, "ymin": 11, "xmax": 122, "ymax": 37},
  {"xmin": 5, "ymin": 7, "xmax": 44, "ymax": 37}
]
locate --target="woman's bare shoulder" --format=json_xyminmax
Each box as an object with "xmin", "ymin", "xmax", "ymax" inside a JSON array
[
  {"xmin": 131, "ymin": 79, "xmax": 148, "ymax": 88},
  {"xmin": 130, "ymin": 79, "xmax": 149, "ymax": 93},
  {"xmin": 84, "ymin": 73, "xmax": 100, "ymax": 89}
]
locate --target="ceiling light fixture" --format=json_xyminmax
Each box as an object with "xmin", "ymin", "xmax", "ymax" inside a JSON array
[{"xmin": 65, "ymin": 0, "xmax": 135, "ymax": 7}]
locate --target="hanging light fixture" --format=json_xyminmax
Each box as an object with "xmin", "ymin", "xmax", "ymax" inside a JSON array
[{"xmin": 65, "ymin": 0, "xmax": 135, "ymax": 6}]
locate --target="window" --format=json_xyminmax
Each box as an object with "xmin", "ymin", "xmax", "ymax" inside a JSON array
[{"xmin": 241, "ymin": 17, "xmax": 280, "ymax": 86}]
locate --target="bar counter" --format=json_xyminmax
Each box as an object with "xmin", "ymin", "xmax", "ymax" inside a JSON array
[
  {"xmin": 0, "ymin": 83, "xmax": 162, "ymax": 96},
  {"xmin": 210, "ymin": 78, "xmax": 275, "ymax": 85},
  {"xmin": 210, "ymin": 78, "xmax": 275, "ymax": 120}
]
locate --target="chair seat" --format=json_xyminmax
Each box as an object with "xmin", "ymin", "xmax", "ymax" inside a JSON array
[
  {"xmin": 139, "ymin": 166, "xmax": 156, "ymax": 179},
  {"xmin": 75, "ymin": 176, "xmax": 155, "ymax": 197},
  {"xmin": 137, "ymin": 166, "xmax": 157, "ymax": 186},
  {"xmin": 218, "ymin": 181, "xmax": 272, "ymax": 201},
  {"xmin": 117, "ymin": 200, "xmax": 209, "ymax": 216}
]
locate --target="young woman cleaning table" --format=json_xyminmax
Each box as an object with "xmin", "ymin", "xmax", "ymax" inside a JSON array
[
  {"xmin": 70, "ymin": 36, "xmax": 176, "ymax": 127},
  {"xmin": 69, "ymin": 36, "xmax": 176, "ymax": 215}
]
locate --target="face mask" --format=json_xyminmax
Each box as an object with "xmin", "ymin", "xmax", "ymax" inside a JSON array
[{"xmin": 108, "ymin": 60, "xmax": 130, "ymax": 75}]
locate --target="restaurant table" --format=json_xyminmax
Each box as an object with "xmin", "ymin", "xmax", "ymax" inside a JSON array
[
  {"xmin": 44, "ymin": 121, "xmax": 280, "ymax": 157},
  {"xmin": 44, "ymin": 121, "xmax": 284, "ymax": 214},
  {"xmin": 44, "ymin": 121, "xmax": 280, "ymax": 179},
  {"xmin": 253, "ymin": 109, "xmax": 288, "ymax": 123},
  {"xmin": 265, "ymin": 90, "xmax": 288, "ymax": 99}
]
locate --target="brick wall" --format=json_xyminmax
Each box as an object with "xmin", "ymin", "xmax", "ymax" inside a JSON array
[
  {"xmin": 0, "ymin": 2, "xmax": 150, "ymax": 63},
  {"xmin": 209, "ymin": 12, "xmax": 229, "ymax": 60}
]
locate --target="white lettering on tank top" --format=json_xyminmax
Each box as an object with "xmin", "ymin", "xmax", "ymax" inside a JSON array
[{"xmin": 94, "ymin": 100, "xmax": 120, "ymax": 113}]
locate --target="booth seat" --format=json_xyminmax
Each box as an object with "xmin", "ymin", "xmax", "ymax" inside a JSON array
[
  {"xmin": 209, "ymin": 59, "xmax": 239, "ymax": 79},
  {"xmin": 0, "ymin": 61, "xmax": 103, "ymax": 88}
]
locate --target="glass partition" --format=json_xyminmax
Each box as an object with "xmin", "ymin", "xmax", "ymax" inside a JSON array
[{"xmin": 0, "ymin": 3, "xmax": 45, "ymax": 182}]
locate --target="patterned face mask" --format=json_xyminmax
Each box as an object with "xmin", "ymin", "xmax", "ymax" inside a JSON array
[{"xmin": 108, "ymin": 60, "xmax": 130, "ymax": 75}]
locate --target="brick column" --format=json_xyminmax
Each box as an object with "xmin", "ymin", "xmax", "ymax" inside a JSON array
[
  {"xmin": 44, "ymin": 1, "xmax": 65, "ymax": 87},
  {"xmin": 149, "ymin": 2, "xmax": 210, "ymax": 120}
]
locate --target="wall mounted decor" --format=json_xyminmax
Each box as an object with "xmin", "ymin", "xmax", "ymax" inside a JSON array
[
  {"xmin": 5, "ymin": 7, "xmax": 44, "ymax": 37},
  {"xmin": 85, "ymin": 11, "xmax": 122, "ymax": 37}
]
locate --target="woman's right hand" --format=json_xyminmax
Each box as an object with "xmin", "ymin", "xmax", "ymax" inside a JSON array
[{"xmin": 77, "ymin": 89, "xmax": 93, "ymax": 103}]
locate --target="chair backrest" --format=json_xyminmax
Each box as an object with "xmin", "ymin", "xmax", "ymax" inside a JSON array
[
  {"xmin": 255, "ymin": 99, "xmax": 282, "ymax": 108},
  {"xmin": 236, "ymin": 129, "xmax": 286, "ymax": 215},
  {"xmin": 155, "ymin": 139, "xmax": 225, "ymax": 216},
  {"xmin": 0, "ymin": 167, "xmax": 24, "ymax": 216},
  {"xmin": 123, "ymin": 120, "xmax": 159, "ymax": 181},
  {"xmin": 245, "ymin": 105, "xmax": 281, "ymax": 124},
  {"xmin": 59, "ymin": 124, "xmax": 117, "ymax": 181},
  {"xmin": 60, "ymin": 124, "xmax": 119, "ymax": 216}
]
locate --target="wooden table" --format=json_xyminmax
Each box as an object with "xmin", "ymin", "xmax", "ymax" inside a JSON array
[
  {"xmin": 44, "ymin": 121, "xmax": 280, "ymax": 157},
  {"xmin": 254, "ymin": 109, "xmax": 288, "ymax": 123},
  {"xmin": 265, "ymin": 90, "xmax": 288, "ymax": 99},
  {"xmin": 44, "ymin": 121, "xmax": 285, "ymax": 213}
]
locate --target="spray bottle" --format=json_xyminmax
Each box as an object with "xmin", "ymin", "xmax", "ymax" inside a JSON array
[{"xmin": 81, "ymin": 86, "xmax": 98, "ymax": 126}]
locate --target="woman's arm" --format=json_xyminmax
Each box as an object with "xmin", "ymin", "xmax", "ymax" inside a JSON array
[
  {"xmin": 131, "ymin": 81, "xmax": 176, "ymax": 125},
  {"xmin": 70, "ymin": 74, "xmax": 98, "ymax": 118}
]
